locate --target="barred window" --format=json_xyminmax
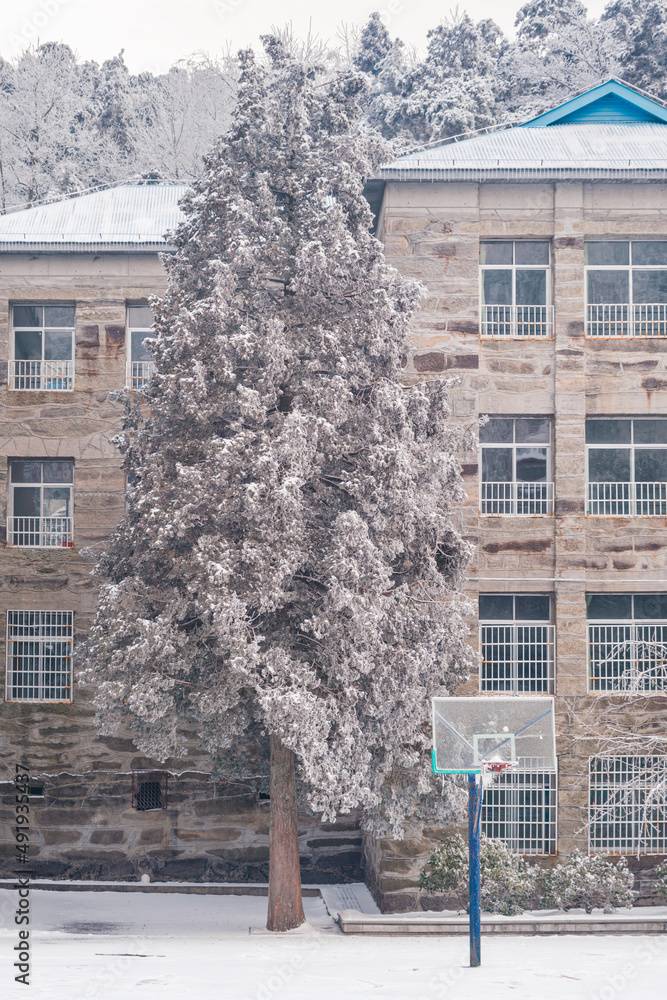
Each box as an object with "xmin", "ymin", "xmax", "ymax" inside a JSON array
[
  {"xmin": 589, "ymin": 756, "xmax": 667, "ymax": 855},
  {"xmin": 8, "ymin": 458, "xmax": 74, "ymax": 548},
  {"xmin": 132, "ymin": 770, "xmax": 168, "ymax": 811},
  {"xmin": 482, "ymin": 769, "xmax": 557, "ymax": 855},
  {"xmin": 479, "ymin": 241, "xmax": 553, "ymax": 340},
  {"xmin": 479, "ymin": 417, "xmax": 553, "ymax": 517},
  {"xmin": 586, "ymin": 418, "xmax": 667, "ymax": 517},
  {"xmin": 585, "ymin": 241, "xmax": 667, "ymax": 338},
  {"xmin": 479, "ymin": 594, "xmax": 555, "ymax": 694},
  {"xmin": 587, "ymin": 593, "xmax": 667, "ymax": 693},
  {"xmin": 5, "ymin": 611, "xmax": 73, "ymax": 702},
  {"xmin": 10, "ymin": 303, "xmax": 75, "ymax": 391},
  {"xmin": 126, "ymin": 304, "xmax": 156, "ymax": 390}
]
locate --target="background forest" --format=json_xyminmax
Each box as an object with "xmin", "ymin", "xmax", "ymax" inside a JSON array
[{"xmin": 0, "ymin": 0, "xmax": 665, "ymax": 212}]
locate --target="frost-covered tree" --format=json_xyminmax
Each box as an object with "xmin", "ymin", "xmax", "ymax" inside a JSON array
[
  {"xmin": 602, "ymin": 0, "xmax": 667, "ymax": 100},
  {"xmin": 81, "ymin": 38, "xmax": 472, "ymax": 931}
]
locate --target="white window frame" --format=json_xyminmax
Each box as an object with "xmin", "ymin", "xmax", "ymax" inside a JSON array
[
  {"xmin": 587, "ymin": 593, "xmax": 667, "ymax": 693},
  {"xmin": 482, "ymin": 768, "xmax": 557, "ymax": 855},
  {"xmin": 9, "ymin": 302, "xmax": 75, "ymax": 391},
  {"xmin": 585, "ymin": 240, "xmax": 667, "ymax": 338},
  {"xmin": 479, "ymin": 240, "xmax": 553, "ymax": 340},
  {"xmin": 7, "ymin": 459, "xmax": 74, "ymax": 548},
  {"xmin": 479, "ymin": 594, "xmax": 555, "ymax": 694},
  {"xmin": 585, "ymin": 417, "xmax": 667, "ymax": 517},
  {"xmin": 5, "ymin": 610, "xmax": 73, "ymax": 703},
  {"xmin": 126, "ymin": 303, "xmax": 156, "ymax": 390},
  {"xmin": 479, "ymin": 416, "xmax": 554, "ymax": 516},
  {"xmin": 589, "ymin": 756, "xmax": 667, "ymax": 855}
]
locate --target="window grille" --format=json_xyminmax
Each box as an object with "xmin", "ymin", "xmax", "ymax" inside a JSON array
[
  {"xmin": 589, "ymin": 756, "xmax": 667, "ymax": 855},
  {"xmin": 586, "ymin": 593, "xmax": 667, "ymax": 693},
  {"xmin": 479, "ymin": 594, "xmax": 555, "ymax": 693},
  {"xmin": 132, "ymin": 771, "xmax": 168, "ymax": 811},
  {"xmin": 9, "ymin": 303, "xmax": 75, "ymax": 390},
  {"xmin": 126, "ymin": 304, "xmax": 156, "ymax": 390},
  {"xmin": 479, "ymin": 241, "xmax": 553, "ymax": 340},
  {"xmin": 5, "ymin": 611, "xmax": 73, "ymax": 702},
  {"xmin": 585, "ymin": 241, "xmax": 667, "ymax": 338},
  {"xmin": 7, "ymin": 459, "xmax": 73, "ymax": 548},
  {"xmin": 482, "ymin": 769, "xmax": 557, "ymax": 855},
  {"xmin": 586, "ymin": 418, "xmax": 667, "ymax": 517},
  {"xmin": 479, "ymin": 417, "xmax": 553, "ymax": 517}
]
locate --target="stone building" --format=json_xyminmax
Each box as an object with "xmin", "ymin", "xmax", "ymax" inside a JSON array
[
  {"xmin": 1, "ymin": 80, "xmax": 666, "ymax": 907},
  {"xmin": 365, "ymin": 79, "xmax": 667, "ymax": 910}
]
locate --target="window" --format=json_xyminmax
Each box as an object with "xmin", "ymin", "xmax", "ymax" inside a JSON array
[
  {"xmin": 7, "ymin": 459, "xmax": 73, "ymax": 548},
  {"xmin": 589, "ymin": 756, "xmax": 667, "ymax": 854},
  {"xmin": 587, "ymin": 593, "xmax": 667, "ymax": 693},
  {"xmin": 585, "ymin": 241, "xmax": 667, "ymax": 337},
  {"xmin": 10, "ymin": 304, "xmax": 75, "ymax": 390},
  {"xmin": 479, "ymin": 417, "xmax": 553, "ymax": 516},
  {"xmin": 132, "ymin": 770, "xmax": 168, "ymax": 811},
  {"xmin": 479, "ymin": 594, "xmax": 555, "ymax": 693},
  {"xmin": 586, "ymin": 418, "xmax": 667, "ymax": 516},
  {"xmin": 126, "ymin": 304, "xmax": 156, "ymax": 389},
  {"xmin": 5, "ymin": 611, "xmax": 73, "ymax": 702},
  {"xmin": 479, "ymin": 241, "xmax": 553, "ymax": 339},
  {"xmin": 482, "ymin": 770, "xmax": 557, "ymax": 855}
]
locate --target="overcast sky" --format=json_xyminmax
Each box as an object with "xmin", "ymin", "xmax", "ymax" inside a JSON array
[{"xmin": 4, "ymin": 0, "xmax": 610, "ymax": 73}]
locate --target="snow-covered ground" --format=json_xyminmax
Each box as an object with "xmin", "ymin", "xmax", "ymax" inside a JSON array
[{"xmin": 1, "ymin": 889, "xmax": 666, "ymax": 1000}]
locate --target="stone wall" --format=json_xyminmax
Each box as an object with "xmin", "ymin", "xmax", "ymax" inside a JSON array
[
  {"xmin": 368, "ymin": 179, "xmax": 667, "ymax": 910},
  {"xmin": 0, "ymin": 251, "xmax": 363, "ymax": 886}
]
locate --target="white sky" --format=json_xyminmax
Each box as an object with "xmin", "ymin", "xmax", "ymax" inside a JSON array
[{"xmin": 3, "ymin": 0, "xmax": 610, "ymax": 74}]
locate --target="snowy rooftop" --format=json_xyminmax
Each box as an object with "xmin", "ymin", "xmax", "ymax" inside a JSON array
[
  {"xmin": 0, "ymin": 184, "xmax": 189, "ymax": 252},
  {"xmin": 382, "ymin": 80, "xmax": 667, "ymax": 182}
]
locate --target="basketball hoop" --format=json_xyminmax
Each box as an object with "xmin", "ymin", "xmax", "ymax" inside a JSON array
[{"xmin": 480, "ymin": 759, "xmax": 517, "ymax": 788}]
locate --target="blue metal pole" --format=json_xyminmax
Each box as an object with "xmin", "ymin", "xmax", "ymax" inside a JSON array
[{"xmin": 468, "ymin": 773, "xmax": 481, "ymax": 968}]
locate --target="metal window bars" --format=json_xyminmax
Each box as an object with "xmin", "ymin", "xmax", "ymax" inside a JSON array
[
  {"xmin": 589, "ymin": 756, "xmax": 667, "ymax": 855},
  {"xmin": 7, "ymin": 516, "xmax": 73, "ymax": 548},
  {"xmin": 479, "ymin": 624, "xmax": 555, "ymax": 694},
  {"xmin": 588, "ymin": 623, "xmax": 667, "ymax": 693},
  {"xmin": 5, "ymin": 610, "xmax": 73, "ymax": 702},
  {"xmin": 132, "ymin": 770, "xmax": 168, "ymax": 811},
  {"xmin": 479, "ymin": 481, "xmax": 554, "ymax": 516},
  {"xmin": 586, "ymin": 304, "xmax": 667, "ymax": 338},
  {"xmin": 9, "ymin": 360, "xmax": 74, "ymax": 391},
  {"xmin": 586, "ymin": 482, "xmax": 667, "ymax": 517},
  {"xmin": 126, "ymin": 361, "xmax": 156, "ymax": 391},
  {"xmin": 482, "ymin": 769, "xmax": 557, "ymax": 855},
  {"xmin": 480, "ymin": 305, "xmax": 554, "ymax": 340}
]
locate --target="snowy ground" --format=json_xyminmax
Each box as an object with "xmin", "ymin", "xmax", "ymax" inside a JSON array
[{"xmin": 1, "ymin": 889, "xmax": 666, "ymax": 1000}]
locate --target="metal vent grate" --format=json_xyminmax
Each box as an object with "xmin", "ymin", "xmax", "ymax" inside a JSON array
[{"xmin": 132, "ymin": 771, "xmax": 168, "ymax": 811}]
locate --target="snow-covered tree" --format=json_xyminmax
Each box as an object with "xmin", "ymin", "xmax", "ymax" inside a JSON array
[
  {"xmin": 602, "ymin": 0, "xmax": 667, "ymax": 100},
  {"xmin": 81, "ymin": 38, "xmax": 472, "ymax": 931}
]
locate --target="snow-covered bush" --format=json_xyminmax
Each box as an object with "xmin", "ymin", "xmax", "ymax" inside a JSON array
[
  {"xmin": 419, "ymin": 834, "xmax": 538, "ymax": 915},
  {"xmin": 541, "ymin": 850, "xmax": 636, "ymax": 914},
  {"xmin": 655, "ymin": 860, "xmax": 667, "ymax": 899}
]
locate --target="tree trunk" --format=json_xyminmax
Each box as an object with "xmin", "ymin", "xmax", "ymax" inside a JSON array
[{"xmin": 267, "ymin": 733, "xmax": 305, "ymax": 931}]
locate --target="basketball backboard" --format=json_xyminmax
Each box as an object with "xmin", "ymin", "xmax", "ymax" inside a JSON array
[{"xmin": 431, "ymin": 696, "xmax": 556, "ymax": 774}]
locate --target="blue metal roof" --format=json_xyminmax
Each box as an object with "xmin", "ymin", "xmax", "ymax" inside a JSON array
[
  {"xmin": 0, "ymin": 184, "xmax": 189, "ymax": 252},
  {"xmin": 382, "ymin": 81, "xmax": 667, "ymax": 182},
  {"xmin": 522, "ymin": 80, "xmax": 667, "ymax": 127}
]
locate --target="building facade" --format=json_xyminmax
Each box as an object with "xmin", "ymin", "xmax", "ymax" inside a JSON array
[
  {"xmin": 365, "ymin": 80, "xmax": 667, "ymax": 910},
  {"xmin": 1, "ymin": 81, "xmax": 666, "ymax": 908}
]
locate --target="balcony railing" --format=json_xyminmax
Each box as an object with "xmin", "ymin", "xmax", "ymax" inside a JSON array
[
  {"xmin": 586, "ymin": 303, "xmax": 667, "ymax": 338},
  {"xmin": 126, "ymin": 361, "xmax": 155, "ymax": 390},
  {"xmin": 588, "ymin": 623, "xmax": 667, "ymax": 693},
  {"xmin": 586, "ymin": 482, "xmax": 667, "ymax": 517},
  {"xmin": 481, "ymin": 304, "xmax": 554, "ymax": 340},
  {"xmin": 480, "ymin": 624, "xmax": 555, "ymax": 694},
  {"xmin": 479, "ymin": 482, "xmax": 554, "ymax": 516},
  {"xmin": 9, "ymin": 360, "xmax": 74, "ymax": 391},
  {"xmin": 7, "ymin": 516, "xmax": 73, "ymax": 548}
]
